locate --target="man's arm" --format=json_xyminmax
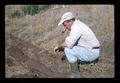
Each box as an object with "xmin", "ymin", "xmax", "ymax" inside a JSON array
[{"xmin": 58, "ymin": 42, "xmax": 67, "ymax": 48}]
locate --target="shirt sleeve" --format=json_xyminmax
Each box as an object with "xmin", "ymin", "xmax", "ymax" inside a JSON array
[{"xmin": 65, "ymin": 24, "xmax": 82, "ymax": 48}]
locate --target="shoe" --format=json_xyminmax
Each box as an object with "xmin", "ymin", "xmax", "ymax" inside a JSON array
[
  {"xmin": 69, "ymin": 62, "xmax": 81, "ymax": 78},
  {"xmin": 61, "ymin": 55, "xmax": 66, "ymax": 61}
]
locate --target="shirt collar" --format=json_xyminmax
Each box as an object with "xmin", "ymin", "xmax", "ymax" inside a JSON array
[{"xmin": 71, "ymin": 19, "xmax": 78, "ymax": 30}]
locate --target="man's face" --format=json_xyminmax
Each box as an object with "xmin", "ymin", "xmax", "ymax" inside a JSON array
[{"xmin": 63, "ymin": 20, "xmax": 73, "ymax": 30}]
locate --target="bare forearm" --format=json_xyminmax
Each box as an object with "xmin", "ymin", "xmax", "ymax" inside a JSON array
[{"xmin": 58, "ymin": 42, "xmax": 67, "ymax": 48}]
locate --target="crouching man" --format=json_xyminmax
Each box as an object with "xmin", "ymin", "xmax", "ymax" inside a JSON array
[{"xmin": 54, "ymin": 12, "xmax": 100, "ymax": 78}]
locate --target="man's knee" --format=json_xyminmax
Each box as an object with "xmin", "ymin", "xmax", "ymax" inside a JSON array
[
  {"xmin": 68, "ymin": 59, "xmax": 77, "ymax": 63},
  {"xmin": 64, "ymin": 47, "xmax": 77, "ymax": 63}
]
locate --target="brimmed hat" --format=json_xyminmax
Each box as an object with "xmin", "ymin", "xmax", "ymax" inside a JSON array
[{"xmin": 58, "ymin": 12, "xmax": 74, "ymax": 26}]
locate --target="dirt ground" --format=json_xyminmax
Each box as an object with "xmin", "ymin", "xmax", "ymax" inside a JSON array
[{"xmin": 5, "ymin": 5, "xmax": 114, "ymax": 78}]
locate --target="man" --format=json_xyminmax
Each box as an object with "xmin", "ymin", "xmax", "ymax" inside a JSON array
[{"xmin": 54, "ymin": 12, "xmax": 100, "ymax": 78}]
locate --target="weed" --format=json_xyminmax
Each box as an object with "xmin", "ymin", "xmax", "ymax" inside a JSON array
[
  {"xmin": 21, "ymin": 5, "xmax": 50, "ymax": 16},
  {"xmin": 11, "ymin": 10, "xmax": 21, "ymax": 17},
  {"xmin": 21, "ymin": 5, "xmax": 39, "ymax": 16}
]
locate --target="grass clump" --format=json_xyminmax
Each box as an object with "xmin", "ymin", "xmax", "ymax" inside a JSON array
[
  {"xmin": 11, "ymin": 5, "xmax": 50, "ymax": 17},
  {"xmin": 11, "ymin": 10, "xmax": 21, "ymax": 17},
  {"xmin": 21, "ymin": 5, "xmax": 39, "ymax": 16},
  {"xmin": 21, "ymin": 5, "xmax": 50, "ymax": 16}
]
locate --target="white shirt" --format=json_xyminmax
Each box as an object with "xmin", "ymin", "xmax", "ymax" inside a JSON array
[{"xmin": 65, "ymin": 19, "xmax": 100, "ymax": 48}]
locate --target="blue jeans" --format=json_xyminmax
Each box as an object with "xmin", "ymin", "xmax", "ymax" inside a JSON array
[{"xmin": 64, "ymin": 46, "xmax": 100, "ymax": 63}]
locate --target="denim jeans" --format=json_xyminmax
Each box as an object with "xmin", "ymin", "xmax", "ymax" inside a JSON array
[{"xmin": 64, "ymin": 46, "xmax": 100, "ymax": 63}]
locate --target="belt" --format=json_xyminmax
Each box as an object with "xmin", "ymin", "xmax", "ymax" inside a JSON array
[
  {"xmin": 92, "ymin": 47, "xmax": 99, "ymax": 49},
  {"xmin": 78, "ymin": 45, "xmax": 99, "ymax": 49}
]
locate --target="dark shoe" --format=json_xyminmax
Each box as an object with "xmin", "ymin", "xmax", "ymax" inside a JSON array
[{"xmin": 61, "ymin": 55, "xmax": 66, "ymax": 61}]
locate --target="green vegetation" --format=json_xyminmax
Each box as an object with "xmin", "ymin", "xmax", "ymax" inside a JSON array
[
  {"xmin": 21, "ymin": 5, "xmax": 39, "ymax": 16},
  {"xmin": 21, "ymin": 5, "xmax": 50, "ymax": 16},
  {"xmin": 11, "ymin": 10, "xmax": 21, "ymax": 17},
  {"xmin": 11, "ymin": 5, "xmax": 50, "ymax": 17}
]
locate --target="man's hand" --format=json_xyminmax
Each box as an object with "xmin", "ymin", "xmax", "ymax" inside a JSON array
[
  {"xmin": 54, "ymin": 46, "xmax": 64, "ymax": 54},
  {"xmin": 54, "ymin": 42, "xmax": 67, "ymax": 54},
  {"xmin": 54, "ymin": 46, "xmax": 59, "ymax": 54}
]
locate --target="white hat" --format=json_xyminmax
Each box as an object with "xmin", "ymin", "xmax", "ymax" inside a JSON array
[{"xmin": 58, "ymin": 12, "xmax": 74, "ymax": 26}]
